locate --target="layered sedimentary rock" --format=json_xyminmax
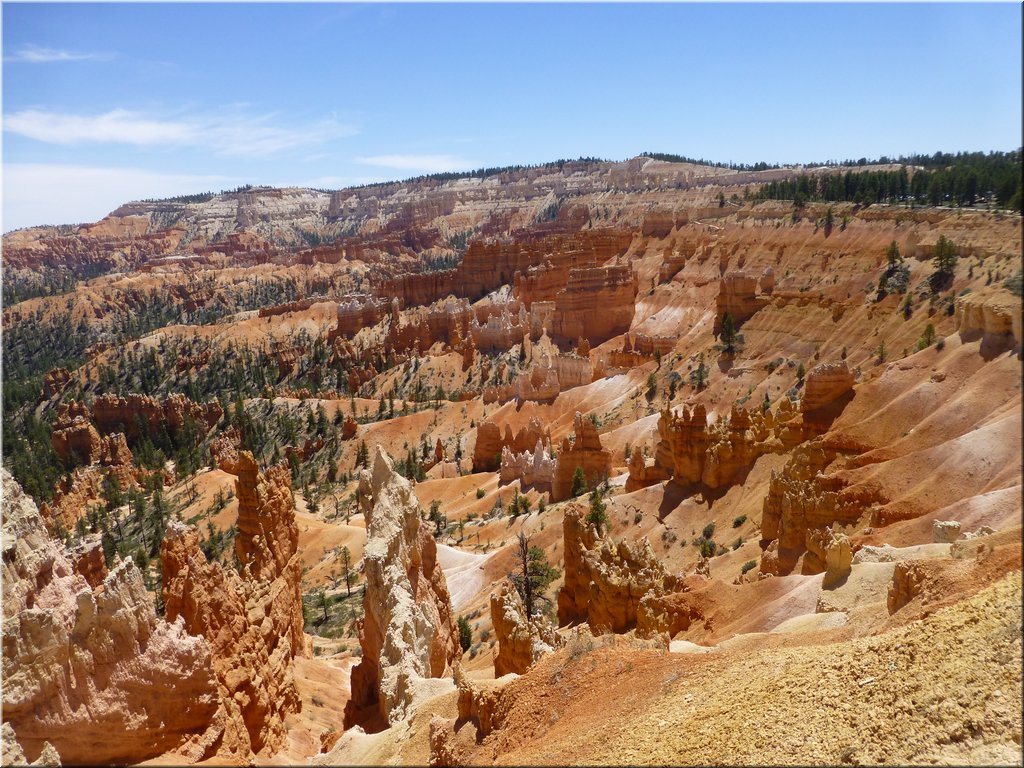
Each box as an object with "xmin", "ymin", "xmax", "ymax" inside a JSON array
[
  {"xmin": 160, "ymin": 450, "xmax": 306, "ymax": 760},
  {"xmin": 557, "ymin": 505, "xmax": 680, "ymax": 633},
  {"xmin": 551, "ymin": 412, "xmax": 613, "ymax": 502},
  {"xmin": 597, "ymin": 332, "xmax": 677, "ymax": 373},
  {"xmin": 328, "ymin": 295, "xmax": 393, "ymax": 341},
  {"xmin": 344, "ymin": 448, "xmax": 461, "ymax": 729},
  {"xmin": 490, "ymin": 582, "xmax": 562, "ymax": 677},
  {"xmin": 378, "ymin": 230, "xmax": 630, "ymax": 310},
  {"xmin": 801, "ymin": 361, "xmax": 855, "ymax": 413},
  {"xmin": 760, "ymin": 442, "xmax": 883, "ymax": 577},
  {"xmin": 551, "ymin": 264, "xmax": 637, "ymax": 344},
  {"xmin": 2, "ymin": 470, "xmax": 219, "ymax": 766}
]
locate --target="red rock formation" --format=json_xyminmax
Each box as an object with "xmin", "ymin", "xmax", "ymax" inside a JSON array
[
  {"xmin": 209, "ymin": 426, "xmax": 242, "ymax": 473},
  {"xmin": 715, "ymin": 271, "xmax": 770, "ymax": 332},
  {"xmin": 759, "ymin": 441, "xmax": 884, "ymax": 577},
  {"xmin": 490, "ymin": 582, "xmax": 562, "ymax": 676},
  {"xmin": 160, "ymin": 450, "xmax": 307, "ymax": 760},
  {"xmin": 551, "ymin": 264, "xmax": 637, "ymax": 344},
  {"xmin": 634, "ymin": 400, "xmax": 812, "ymax": 493},
  {"xmin": 90, "ymin": 393, "xmax": 222, "ymax": 440},
  {"xmin": 328, "ymin": 295, "xmax": 393, "ymax": 342},
  {"xmin": 39, "ymin": 466, "xmax": 107, "ymax": 533},
  {"xmin": 51, "ymin": 400, "xmax": 135, "ymax": 468},
  {"xmin": 557, "ymin": 504, "xmax": 680, "ymax": 633},
  {"xmin": 41, "ymin": 368, "xmax": 72, "ymax": 399},
  {"xmin": 473, "ymin": 418, "xmax": 551, "ymax": 472},
  {"xmin": 69, "ymin": 536, "xmax": 108, "ymax": 589},
  {"xmin": 345, "ymin": 448, "xmax": 461, "ymax": 730},
  {"xmin": 801, "ymin": 361, "xmax": 855, "ymax": 413},
  {"xmin": 551, "ymin": 412, "xmax": 613, "ymax": 502},
  {"xmin": 624, "ymin": 448, "xmax": 671, "ymax": 492},
  {"xmin": 342, "ymin": 415, "xmax": 358, "ymax": 440},
  {"xmin": 51, "ymin": 409, "xmax": 103, "ymax": 466},
  {"xmin": 2, "ymin": 470, "xmax": 219, "ymax": 765}
]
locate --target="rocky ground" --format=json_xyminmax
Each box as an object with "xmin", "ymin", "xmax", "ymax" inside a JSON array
[{"xmin": 1, "ymin": 155, "xmax": 1021, "ymax": 766}]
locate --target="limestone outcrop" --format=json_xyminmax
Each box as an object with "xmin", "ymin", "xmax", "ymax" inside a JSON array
[
  {"xmin": 805, "ymin": 528, "xmax": 852, "ymax": 588},
  {"xmin": 932, "ymin": 520, "xmax": 962, "ymax": 544},
  {"xmin": 2, "ymin": 470, "xmax": 219, "ymax": 766},
  {"xmin": 801, "ymin": 361, "xmax": 855, "ymax": 413},
  {"xmin": 954, "ymin": 288, "xmax": 1021, "ymax": 349},
  {"xmin": 551, "ymin": 412, "xmax": 613, "ymax": 501},
  {"xmin": 557, "ymin": 505, "xmax": 680, "ymax": 633},
  {"xmin": 344, "ymin": 447, "xmax": 461, "ymax": 730},
  {"xmin": 490, "ymin": 582, "xmax": 562, "ymax": 676},
  {"xmin": 160, "ymin": 450, "xmax": 307, "ymax": 760}
]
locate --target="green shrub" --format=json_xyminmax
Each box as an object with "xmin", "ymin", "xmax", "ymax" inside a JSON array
[
  {"xmin": 732, "ymin": 515, "xmax": 747, "ymax": 528},
  {"xmin": 741, "ymin": 560, "xmax": 757, "ymax": 575}
]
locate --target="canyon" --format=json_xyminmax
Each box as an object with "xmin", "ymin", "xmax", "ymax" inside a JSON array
[{"xmin": 2, "ymin": 154, "xmax": 1021, "ymax": 766}]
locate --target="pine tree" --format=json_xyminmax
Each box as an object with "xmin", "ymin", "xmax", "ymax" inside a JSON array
[{"xmin": 570, "ymin": 466, "xmax": 588, "ymax": 497}]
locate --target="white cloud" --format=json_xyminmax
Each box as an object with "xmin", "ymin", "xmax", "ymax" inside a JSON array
[
  {"xmin": 2, "ymin": 164, "xmax": 237, "ymax": 233},
  {"xmin": 356, "ymin": 154, "xmax": 473, "ymax": 174},
  {"xmin": 3, "ymin": 108, "xmax": 356, "ymax": 156},
  {"xmin": 5, "ymin": 45, "xmax": 112, "ymax": 63}
]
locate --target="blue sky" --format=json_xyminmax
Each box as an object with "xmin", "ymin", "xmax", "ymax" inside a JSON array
[{"xmin": 3, "ymin": 2, "xmax": 1021, "ymax": 231}]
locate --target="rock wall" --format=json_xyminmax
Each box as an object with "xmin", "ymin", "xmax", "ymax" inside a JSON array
[
  {"xmin": 344, "ymin": 448, "xmax": 461, "ymax": 730},
  {"xmin": 160, "ymin": 450, "xmax": 307, "ymax": 760},
  {"xmin": 551, "ymin": 412, "xmax": 613, "ymax": 502},
  {"xmin": 2, "ymin": 470, "xmax": 219, "ymax": 765}
]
